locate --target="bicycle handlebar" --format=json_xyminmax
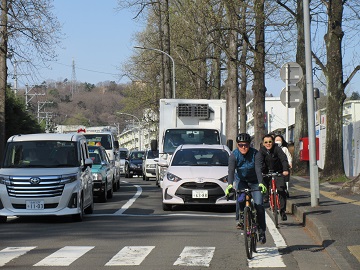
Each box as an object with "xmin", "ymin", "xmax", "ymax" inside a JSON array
[{"xmin": 262, "ymin": 172, "xmax": 283, "ymax": 177}]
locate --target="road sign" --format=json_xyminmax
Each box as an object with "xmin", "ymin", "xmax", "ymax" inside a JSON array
[
  {"xmin": 280, "ymin": 86, "xmax": 303, "ymax": 108},
  {"xmin": 280, "ymin": 62, "xmax": 303, "ymax": 84}
]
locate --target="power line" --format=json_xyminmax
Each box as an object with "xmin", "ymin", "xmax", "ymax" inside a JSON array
[{"xmin": 54, "ymin": 61, "xmax": 119, "ymax": 76}]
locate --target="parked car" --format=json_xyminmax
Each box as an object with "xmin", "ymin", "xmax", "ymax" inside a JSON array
[
  {"xmin": 116, "ymin": 148, "xmax": 129, "ymax": 176},
  {"xmin": 159, "ymin": 144, "xmax": 233, "ymax": 211},
  {"xmin": 142, "ymin": 149, "xmax": 159, "ymax": 181},
  {"xmin": 125, "ymin": 150, "xmax": 145, "ymax": 178},
  {"xmin": 0, "ymin": 133, "xmax": 94, "ymax": 222},
  {"xmin": 88, "ymin": 145, "xmax": 115, "ymax": 202}
]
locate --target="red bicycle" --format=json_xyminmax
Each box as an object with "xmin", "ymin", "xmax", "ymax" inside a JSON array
[{"xmin": 263, "ymin": 171, "xmax": 282, "ymax": 228}]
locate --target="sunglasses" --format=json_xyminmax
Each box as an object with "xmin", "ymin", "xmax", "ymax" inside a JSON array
[
  {"xmin": 264, "ymin": 141, "xmax": 273, "ymax": 144},
  {"xmin": 238, "ymin": 143, "xmax": 249, "ymax": 148}
]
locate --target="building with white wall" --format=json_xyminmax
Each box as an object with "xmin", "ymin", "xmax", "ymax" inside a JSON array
[{"xmin": 245, "ymin": 97, "xmax": 296, "ymax": 141}]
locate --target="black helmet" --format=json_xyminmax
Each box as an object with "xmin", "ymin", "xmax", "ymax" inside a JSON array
[{"xmin": 236, "ymin": 133, "xmax": 251, "ymax": 143}]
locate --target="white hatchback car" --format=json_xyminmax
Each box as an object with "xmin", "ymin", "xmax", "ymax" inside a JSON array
[{"xmin": 160, "ymin": 144, "xmax": 234, "ymax": 211}]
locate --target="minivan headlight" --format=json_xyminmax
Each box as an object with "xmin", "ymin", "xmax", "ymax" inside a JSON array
[
  {"xmin": 60, "ymin": 174, "xmax": 78, "ymax": 184},
  {"xmin": 0, "ymin": 175, "xmax": 10, "ymax": 185},
  {"xmin": 167, "ymin": 172, "xmax": 182, "ymax": 182}
]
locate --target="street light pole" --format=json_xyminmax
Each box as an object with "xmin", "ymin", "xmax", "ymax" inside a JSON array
[
  {"xmin": 134, "ymin": 46, "xmax": 176, "ymax": 98},
  {"xmin": 116, "ymin": 112, "xmax": 142, "ymax": 150}
]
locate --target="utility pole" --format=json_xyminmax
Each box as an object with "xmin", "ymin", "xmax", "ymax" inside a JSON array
[{"xmin": 71, "ymin": 58, "xmax": 77, "ymax": 98}]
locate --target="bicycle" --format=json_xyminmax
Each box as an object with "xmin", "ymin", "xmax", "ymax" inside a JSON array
[
  {"xmin": 262, "ymin": 171, "xmax": 282, "ymax": 228},
  {"xmin": 228, "ymin": 188, "xmax": 259, "ymax": 259}
]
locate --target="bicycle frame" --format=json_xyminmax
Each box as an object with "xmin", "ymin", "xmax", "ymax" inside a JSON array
[{"xmin": 263, "ymin": 172, "xmax": 282, "ymax": 228}]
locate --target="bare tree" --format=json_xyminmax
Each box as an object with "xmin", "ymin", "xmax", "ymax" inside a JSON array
[{"xmin": 0, "ymin": 0, "xmax": 61, "ymax": 161}]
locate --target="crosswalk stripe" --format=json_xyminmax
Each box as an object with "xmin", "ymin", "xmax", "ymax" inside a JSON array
[
  {"xmin": 105, "ymin": 246, "xmax": 155, "ymax": 266},
  {"xmin": 249, "ymin": 247, "xmax": 286, "ymax": 268},
  {"xmin": 0, "ymin": 247, "xmax": 37, "ymax": 267},
  {"xmin": 174, "ymin": 246, "xmax": 215, "ymax": 267},
  {"xmin": 33, "ymin": 246, "xmax": 94, "ymax": 266}
]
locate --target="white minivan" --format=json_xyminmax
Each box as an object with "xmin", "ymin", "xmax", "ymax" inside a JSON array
[{"xmin": 0, "ymin": 133, "xmax": 94, "ymax": 222}]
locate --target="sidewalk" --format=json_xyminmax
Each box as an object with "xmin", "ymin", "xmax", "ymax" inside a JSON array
[{"xmin": 286, "ymin": 176, "xmax": 360, "ymax": 270}]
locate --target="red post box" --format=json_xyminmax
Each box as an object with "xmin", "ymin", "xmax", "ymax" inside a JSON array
[{"xmin": 299, "ymin": 137, "xmax": 319, "ymax": 161}]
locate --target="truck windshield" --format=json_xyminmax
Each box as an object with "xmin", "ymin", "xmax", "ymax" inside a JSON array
[
  {"xmin": 3, "ymin": 141, "xmax": 79, "ymax": 168},
  {"xmin": 83, "ymin": 134, "xmax": 112, "ymax": 150},
  {"xmin": 163, "ymin": 129, "xmax": 220, "ymax": 154}
]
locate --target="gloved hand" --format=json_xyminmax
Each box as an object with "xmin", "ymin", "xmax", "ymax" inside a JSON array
[
  {"xmin": 259, "ymin": 183, "xmax": 267, "ymax": 194},
  {"xmin": 225, "ymin": 184, "xmax": 233, "ymax": 196}
]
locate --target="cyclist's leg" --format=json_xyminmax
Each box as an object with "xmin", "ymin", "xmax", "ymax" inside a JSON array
[
  {"xmin": 237, "ymin": 181, "xmax": 248, "ymax": 227},
  {"xmin": 263, "ymin": 176, "xmax": 271, "ymax": 202},
  {"xmin": 234, "ymin": 176, "xmax": 240, "ymax": 221},
  {"xmin": 275, "ymin": 176, "xmax": 287, "ymax": 220},
  {"xmin": 249, "ymin": 182, "xmax": 266, "ymax": 244}
]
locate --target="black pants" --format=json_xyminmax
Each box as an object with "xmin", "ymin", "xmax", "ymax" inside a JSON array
[{"xmin": 263, "ymin": 175, "xmax": 287, "ymax": 213}]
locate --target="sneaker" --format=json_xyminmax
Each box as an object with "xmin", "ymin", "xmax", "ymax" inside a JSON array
[
  {"xmin": 281, "ymin": 211, "xmax": 287, "ymax": 221},
  {"xmin": 259, "ymin": 232, "xmax": 266, "ymax": 244},
  {"xmin": 236, "ymin": 222, "xmax": 244, "ymax": 230}
]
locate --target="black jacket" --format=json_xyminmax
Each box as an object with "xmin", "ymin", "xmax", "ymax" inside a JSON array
[{"xmin": 255, "ymin": 144, "xmax": 289, "ymax": 183}]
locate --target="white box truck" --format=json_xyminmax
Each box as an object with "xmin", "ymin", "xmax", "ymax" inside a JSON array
[{"xmin": 152, "ymin": 99, "xmax": 227, "ymax": 186}]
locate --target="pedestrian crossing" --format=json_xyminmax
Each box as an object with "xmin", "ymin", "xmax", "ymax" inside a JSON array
[{"xmin": 0, "ymin": 245, "xmax": 286, "ymax": 268}]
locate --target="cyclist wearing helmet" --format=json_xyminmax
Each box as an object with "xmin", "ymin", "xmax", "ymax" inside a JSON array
[{"xmin": 226, "ymin": 133, "xmax": 267, "ymax": 244}]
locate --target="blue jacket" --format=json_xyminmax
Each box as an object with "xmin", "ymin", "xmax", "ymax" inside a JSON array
[{"xmin": 228, "ymin": 147, "xmax": 258, "ymax": 185}]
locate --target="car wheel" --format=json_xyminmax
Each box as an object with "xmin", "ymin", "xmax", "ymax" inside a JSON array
[
  {"xmin": 116, "ymin": 179, "xmax": 120, "ymax": 190},
  {"xmin": 84, "ymin": 197, "xmax": 94, "ymax": 214},
  {"xmin": 107, "ymin": 180, "xmax": 114, "ymax": 198},
  {"xmin": 162, "ymin": 203, "xmax": 172, "ymax": 211},
  {"xmin": 0, "ymin": 216, "xmax": 7, "ymax": 223},
  {"xmin": 72, "ymin": 195, "xmax": 84, "ymax": 222},
  {"xmin": 125, "ymin": 166, "xmax": 129, "ymax": 178},
  {"xmin": 142, "ymin": 174, "xmax": 145, "ymax": 180},
  {"xmin": 129, "ymin": 172, "xmax": 133, "ymax": 178},
  {"xmin": 101, "ymin": 182, "xmax": 108, "ymax": 203}
]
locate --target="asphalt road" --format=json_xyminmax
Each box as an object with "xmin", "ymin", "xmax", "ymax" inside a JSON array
[{"xmin": 0, "ymin": 177, "xmax": 342, "ymax": 269}]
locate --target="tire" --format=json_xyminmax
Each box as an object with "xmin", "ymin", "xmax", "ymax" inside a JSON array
[
  {"xmin": 0, "ymin": 216, "xmax": 7, "ymax": 223},
  {"xmin": 100, "ymin": 182, "xmax": 108, "ymax": 203},
  {"xmin": 129, "ymin": 173, "xmax": 133, "ymax": 178},
  {"xmin": 72, "ymin": 196, "xmax": 84, "ymax": 222},
  {"xmin": 142, "ymin": 174, "xmax": 145, "ymax": 180},
  {"xmin": 107, "ymin": 180, "xmax": 114, "ymax": 199},
  {"xmin": 116, "ymin": 179, "xmax": 120, "ymax": 191},
  {"xmin": 84, "ymin": 198, "xmax": 94, "ymax": 214},
  {"xmin": 273, "ymin": 192, "xmax": 279, "ymax": 228},
  {"xmin": 125, "ymin": 166, "xmax": 129, "ymax": 178},
  {"xmin": 244, "ymin": 207, "xmax": 253, "ymax": 259},
  {"xmin": 145, "ymin": 176, "xmax": 149, "ymax": 181},
  {"xmin": 162, "ymin": 203, "xmax": 172, "ymax": 211}
]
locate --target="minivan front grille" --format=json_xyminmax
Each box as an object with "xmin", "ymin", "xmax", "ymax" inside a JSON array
[{"xmin": 6, "ymin": 176, "xmax": 65, "ymax": 198}]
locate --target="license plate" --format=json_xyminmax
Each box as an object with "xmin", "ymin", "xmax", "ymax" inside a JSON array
[
  {"xmin": 192, "ymin": 190, "xmax": 208, "ymax": 198},
  {"xmin": 26, "ymin": 200, "xmax": 44, "ymax": 210}
]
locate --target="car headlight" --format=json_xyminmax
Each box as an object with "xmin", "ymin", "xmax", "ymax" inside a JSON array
[
  {"xmin": 167, "ymin": 172, "xmax": 182, "ymax": 182},
  {"xmin": 0, "ymin": 175, "xmax": 10, "ymax": 185},
  {"xmin": 92, "ymin": 173, "xmax": 103, "ymax": 180},
  {"xmin": 60, "ymin": 174, "xmax": 78, "ymax": 184},
  {"xmin": 219, "ymin": 175, "xmax": 228, "ymax": 183}
]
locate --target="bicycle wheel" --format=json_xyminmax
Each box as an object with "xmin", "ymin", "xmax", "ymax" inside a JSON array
[
  {"xmin": 273, "ymin": 191, "xmax": 279, "ymax": 228},
  {"xmin": 244, "ymin": 207, "xmax": 253, "ymax": 259}
]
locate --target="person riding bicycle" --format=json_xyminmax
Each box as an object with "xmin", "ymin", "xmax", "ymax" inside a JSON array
[
  {"xmin": 255, "ymin": 134, "xmax": 290, "ymax": 221},
  {"xmin": 226, "ymin": 133, "xmax": 268, "ymax": 244}
]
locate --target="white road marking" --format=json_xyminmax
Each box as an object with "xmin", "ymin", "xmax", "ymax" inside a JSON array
[
  {"xmin": 105, "ymin": 246, "xmax": 155, "ymax": 266},
  {"xmin": 174, "ymin": 246, "xmax": 215, "ymax": 267},
  {"xmin": 0, "ymin": 247, "xmax": 37, "ymax": 267},
  {"xmin": 249, "ymin": 247, "xmax": 286, "ymax": 268},
  {"xmin": 114, "ymin": 184, "xmax": 142, "ymax": 215},
  {"xmin": 265, "ymin": 211, "xmax": 287, "ymax": 248},
  {"xmin": 33, "ymin": 246, "xmax": 94, "ymax": 266}
]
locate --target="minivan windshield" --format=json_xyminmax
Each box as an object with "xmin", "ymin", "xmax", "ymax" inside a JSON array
[{"xmin": 3, "ymin": 141, "xmax": 79, "ymax": 168}]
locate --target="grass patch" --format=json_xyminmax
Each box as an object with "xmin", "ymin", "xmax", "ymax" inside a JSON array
[{"xmin": 320, "ymin": 174, "xmax": 349, "ymax": 183}]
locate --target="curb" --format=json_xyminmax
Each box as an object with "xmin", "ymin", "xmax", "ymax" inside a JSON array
[{"xmin": 287, "ymin": 199, "xmax": 353, "ymax": 270}]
